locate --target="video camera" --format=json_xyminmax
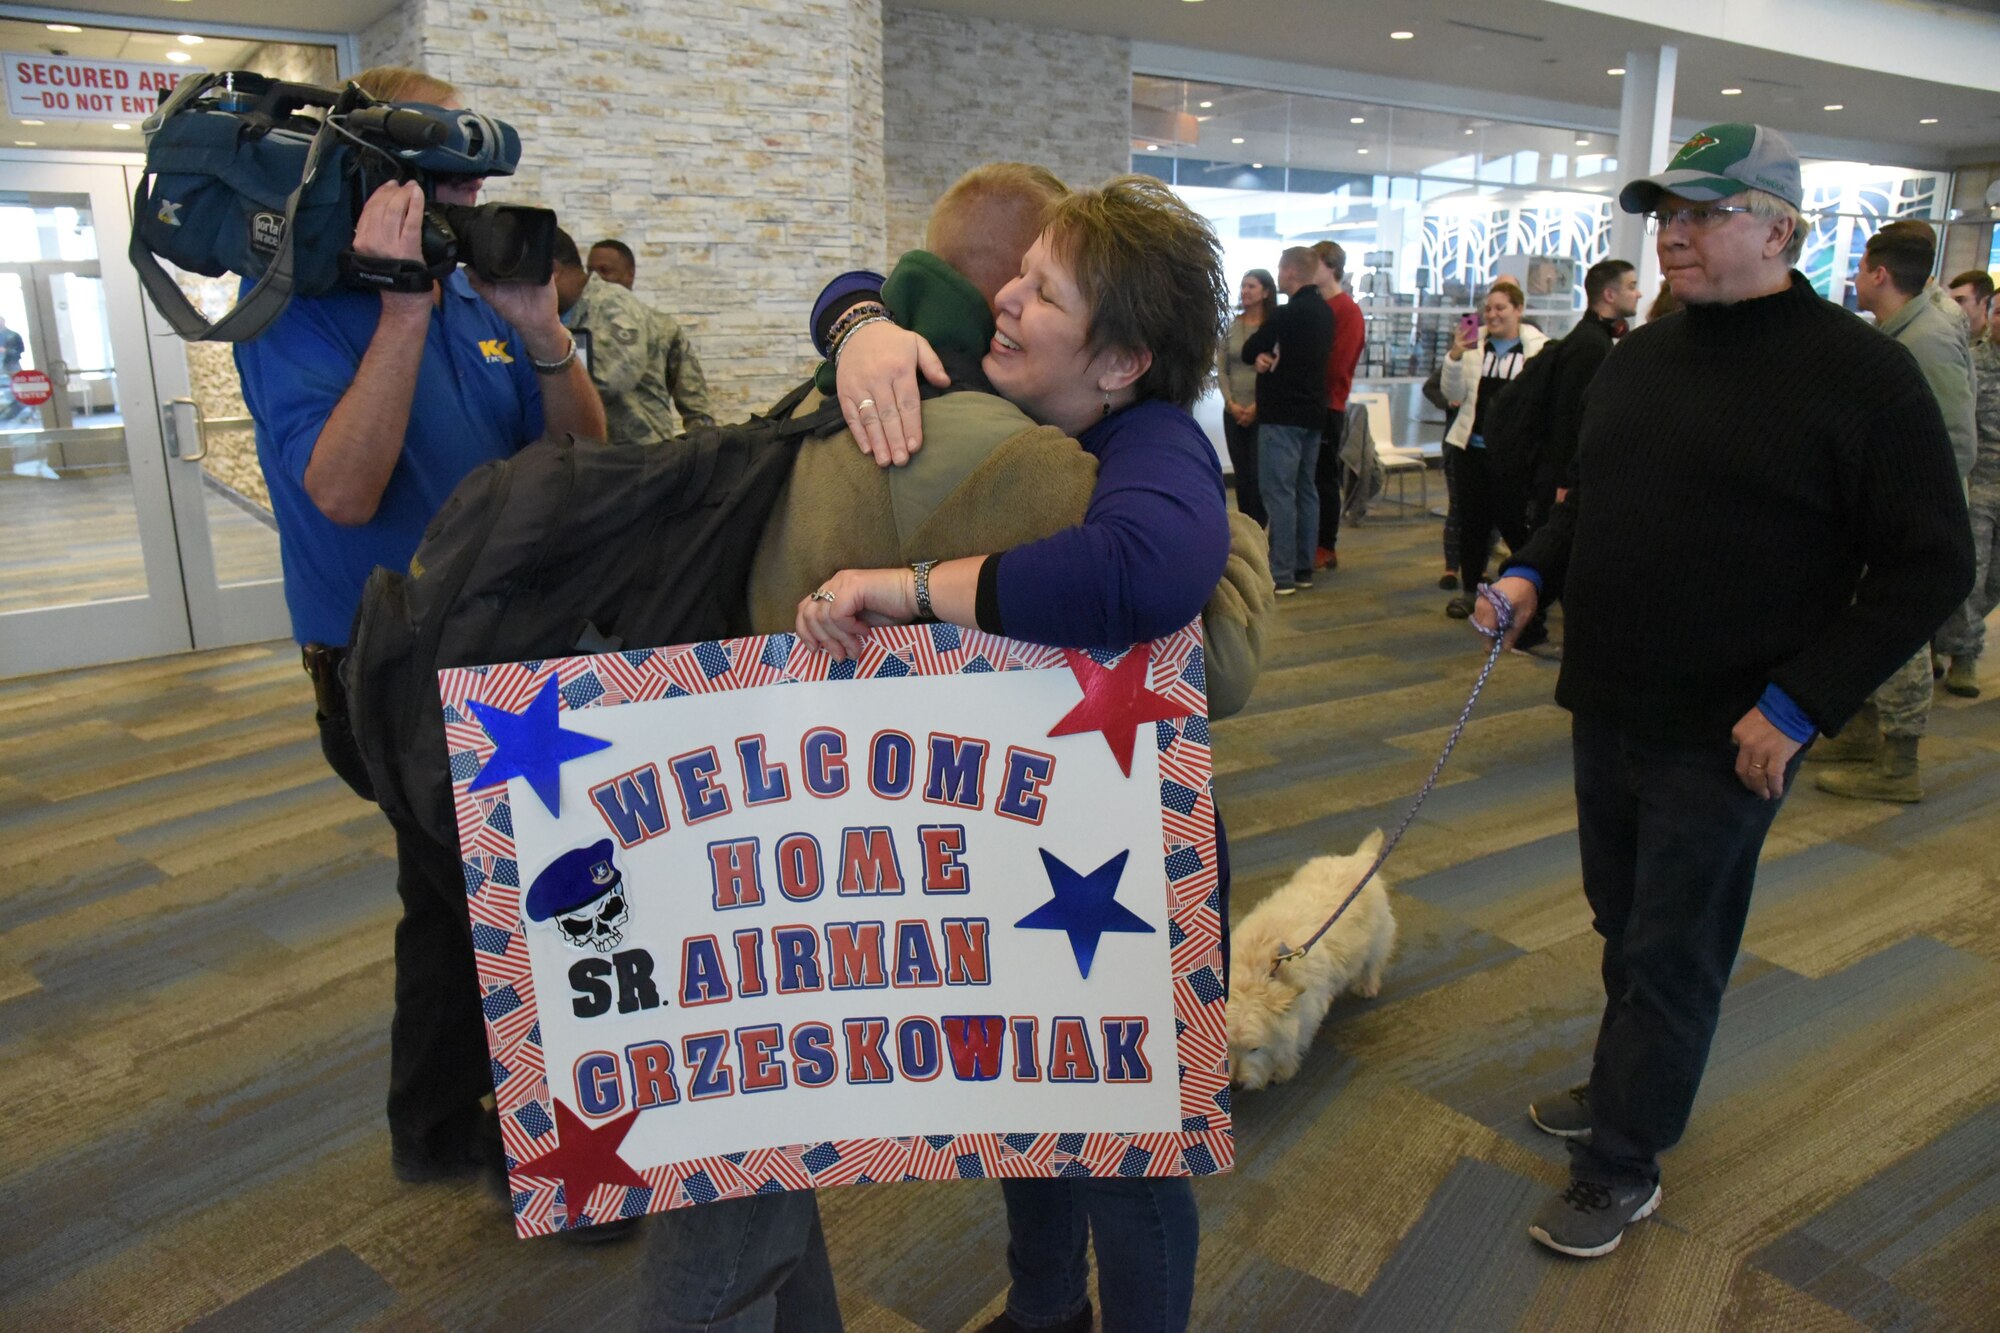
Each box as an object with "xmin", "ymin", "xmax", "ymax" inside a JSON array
[{"xmin": 131, "ymin": 70, "xmax": 559, "ymax": 342}]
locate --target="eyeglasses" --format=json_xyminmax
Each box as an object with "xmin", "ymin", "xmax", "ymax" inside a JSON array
[{"xmin": 1645, "ymin": 204, "xmax": 1757, "ymax": 233}]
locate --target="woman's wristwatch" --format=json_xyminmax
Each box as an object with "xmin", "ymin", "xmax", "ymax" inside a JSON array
[{"xmin": 911, "ymin": 560, "xmax": 937, "ymax": 622}]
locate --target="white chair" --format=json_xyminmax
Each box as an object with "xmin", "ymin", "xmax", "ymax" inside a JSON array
[{"xmin": 1350, "ymin": 390, "xmax": 1429, "ymax": 516}]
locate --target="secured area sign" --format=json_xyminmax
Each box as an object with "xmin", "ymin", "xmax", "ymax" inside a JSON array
[
  {"xmin": 4, "ymin": 53, "xmax": 201, "ymax": 122},
  {"xmin": 442, "ymin": 623, "xmax": 1232, "ymax": 1237}
]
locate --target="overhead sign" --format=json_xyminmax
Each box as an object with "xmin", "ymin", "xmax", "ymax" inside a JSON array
[
  {"xmin": 4, "ymin": 53, "xmax": 202, "ymax": 123},
  {"xmin": 10, "ymin": 369, "xmax": 51, "ymax": 407},
  {"xmin": 441, "ymin": 623, "xmax": 1231, "ymax": 1237}
]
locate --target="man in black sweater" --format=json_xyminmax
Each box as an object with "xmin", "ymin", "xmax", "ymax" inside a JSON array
[
  {"xmin": 1540, "ymin": 258, "xmax": 1639, "ymax": 505},
  {"xmin": 1243, "ymin": 247, "xmax": 1332, "ymax": 595},
  {"xmin": 1475, "ymin": 123, "xmax": 1973, "ymax": 1259}
]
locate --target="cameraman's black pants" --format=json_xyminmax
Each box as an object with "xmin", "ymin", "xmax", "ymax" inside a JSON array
[{"xmin": 311, "ymin": 651, "xmax": 492, "ymax": 1163}]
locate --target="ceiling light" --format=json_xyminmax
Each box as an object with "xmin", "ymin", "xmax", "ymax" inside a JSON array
[
  {"xmin": 1823, "ymin": 103, "xmax": 1844, "ymax": 111},
  {"xmin": 1145, "ymin": 144, "xmax": 1159, "ymax": 151},
  {"xmin": 1231, "ymin": 137, "xmax": 1245, "ymax": 144},
  {"xmin": 47, "ymin": 23, "xmax": 83, "ymax": 33},
  {"xmin": 1920, "ymin": 117, "xmax": 1939, "ymax": 125},
  {"xmin": 1198, "ymin": 100, "xmax": 1212, "ymax": 108},
  {"xmin": 1390, "ymin": 31, "xmax": 1415, "ymax": 40},
  {"xmin": 1721, "ymin": 88, "xmax": 1742, "ymax": 96},
  {"xmin": 1607, "ymin": 67, "xmax": 1625, "ymax": 76},
  {"xmin": 112, "ymin": 122, "xmax": 133, "ymax": 130},
  {"xmin": 1464, "ymin": 128, "xmax": 1476, "ymax": 136},
  {"xmin": 178, "ymin": 34, "xmax": 205, "ymax": 45},
  {"xmin": 166, "ymin": 50, "xmax": 192, "ymax": 62},
  {"xmin": 14, "ymin": 141, "xmax": 35, "ymax": 147},
  {"xmin": 1575, "ymin": 137, "xmax": 1590, "ymax": 146},
  {"xmin": 20, "ymin": 119, "xmax": 43, "ymax": 126},
  {"xmin": 1350, "ymin": 116, "xmax": 1365, "ymax": 124},
  {"xmin": 1358, "ymin": 147, "xmax": 1370, "ymax": 155}
]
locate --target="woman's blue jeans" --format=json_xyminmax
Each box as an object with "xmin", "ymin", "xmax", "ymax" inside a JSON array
[{"xmin": 997, "ymin": 1177, "xmax": 1199, "ymax": 1332}]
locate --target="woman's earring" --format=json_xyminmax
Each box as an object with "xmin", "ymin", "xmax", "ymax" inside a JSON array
[{"xmin": 1102, "ymin": 394, "xmax": 1111, "ymax": 419}]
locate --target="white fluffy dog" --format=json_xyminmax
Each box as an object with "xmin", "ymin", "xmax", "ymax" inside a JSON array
[{"xmin": 1228, "ymin": 830, "xmax": 1398, "ymax": 1091}]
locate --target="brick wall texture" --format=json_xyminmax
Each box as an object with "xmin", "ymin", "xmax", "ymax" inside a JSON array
[
  {"xmin": 882, "ymin": 6, "xmax": 1131, "ymax": 262},
  {"xmin": 354, "ymin": 0, "xmax": 886, "ymax": 421},
  {"xmin": 332, "ymin": 1, "xmax": 1131, "ymax": 421}
]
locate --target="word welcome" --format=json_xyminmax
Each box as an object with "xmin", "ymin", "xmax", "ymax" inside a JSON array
[{"xmin": 586, "ymin": 730, "xmax": 1058, "ymax": 850}]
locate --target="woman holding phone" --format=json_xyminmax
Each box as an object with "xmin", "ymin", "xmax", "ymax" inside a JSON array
[{"xmin": 1439, "ymin": 279, "xmax": 1549, "ymax": 637}]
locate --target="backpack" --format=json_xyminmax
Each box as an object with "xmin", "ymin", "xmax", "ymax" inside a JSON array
[
  {"xmin": 344, "ymin": 380, "xmax": 845, "ymax": 846},
  {"xmin": 130, "ymin": 72, "xmax": 355, "ymax": 342},
  {"xmin": 1479, "ymin": 338, "xmax": 1565, "ymax": 485}
]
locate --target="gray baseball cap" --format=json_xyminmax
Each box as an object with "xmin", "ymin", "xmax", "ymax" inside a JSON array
[{"xmin": 1618, "ymin": 122, "xmax": 1804, "ymax": 213}]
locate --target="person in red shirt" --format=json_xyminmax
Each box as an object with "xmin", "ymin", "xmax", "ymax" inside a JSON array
[{"xmin": 1312, "ymin": 240, "xmax": 1367, "ymax": 568}]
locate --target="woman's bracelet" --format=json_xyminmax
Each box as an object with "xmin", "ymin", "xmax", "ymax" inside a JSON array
[{"xmin": 826, "ymin": 302, "xmax": 891, "ymax": 362}]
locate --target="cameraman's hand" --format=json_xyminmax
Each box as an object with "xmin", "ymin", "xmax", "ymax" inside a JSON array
[
  {"xmin": 355, "ymin": 182, "xmax": 430, "ymax": 315},
  {"xmin": 467, "ymin": 270, "xmax": 567, "ymax": 362}
]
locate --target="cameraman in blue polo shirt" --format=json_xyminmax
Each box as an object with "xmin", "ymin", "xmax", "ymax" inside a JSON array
[{"xmin": 235, "ymin": 66, "xmax": 604, "ymax": 1195}]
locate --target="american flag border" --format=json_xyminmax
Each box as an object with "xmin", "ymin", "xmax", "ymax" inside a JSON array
[{"xmin": 441, "ymin": 622, "xmax": 1232, "ymax": 1238}]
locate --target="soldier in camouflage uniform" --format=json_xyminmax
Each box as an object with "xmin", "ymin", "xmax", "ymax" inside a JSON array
[
  {"xmin": 552, "ymin": 231, "xmax": 715, "ymax": 445},
  {"xmin": 1815, "ymin": 228, "xmax": 1978, "ymax": 803},
  {"xmin": 1933, "ymin": 270, "xmax": 2000, "ymax": 698}
]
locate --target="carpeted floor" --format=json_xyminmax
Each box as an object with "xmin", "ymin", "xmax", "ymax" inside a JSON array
[{"xmin": 2, "ymin": 515, "xmax": 1995, "ymax": 1331}]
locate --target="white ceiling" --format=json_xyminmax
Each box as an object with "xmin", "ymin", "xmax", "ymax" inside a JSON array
[
  {"xmin": 28, "ymin": 0, "xmax": 397, "ymax": 34},
  {"xmin": 903, "ymin": 0, "xmax": 2000, "ymax": 164}
]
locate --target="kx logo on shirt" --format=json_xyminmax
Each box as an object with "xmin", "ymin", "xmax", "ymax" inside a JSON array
[{"xmin": 478, "ymin": 338, "xmax": 514, "ymax": 364}]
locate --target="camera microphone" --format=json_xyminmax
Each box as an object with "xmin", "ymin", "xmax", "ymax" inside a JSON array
[{"xmin": 343, "ymin": 105, "xmax": 447, "ymax": 151}]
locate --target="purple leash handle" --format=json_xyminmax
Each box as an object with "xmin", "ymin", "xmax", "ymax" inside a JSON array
[{"xmin": 1270, "ymin": 584, "xmax": 1515, "ymax": 976}]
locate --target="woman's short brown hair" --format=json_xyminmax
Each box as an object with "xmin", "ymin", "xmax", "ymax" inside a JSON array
[
  {"xmin": 351, "ymin": 65, "xmax": 457, "ymax": 104},
  {"xmin": 1040, "ymin": 175, "xmax": 1227, "ymax": 412},
  {"xmin": 1488, "ymin": 278, "xmax": 1525, "ymax": 309}
]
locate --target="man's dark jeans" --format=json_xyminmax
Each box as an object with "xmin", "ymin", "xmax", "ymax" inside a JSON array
[
  {"xmin": 1569, "ymin": 713, "xmax": 1802, "ymax": 1186},
  {"xmin": 316, "ymin": 686, "xmax": 492, "ymax": 1160}
]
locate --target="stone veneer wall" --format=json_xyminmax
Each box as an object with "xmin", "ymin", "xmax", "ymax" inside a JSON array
[
  {"xmin": 881, "ymin": 6, "xmax": 1130, "ymax": 263},
  {"xmin": 355, "ymin": 0, "xmax": 886, "ymax": 422}
]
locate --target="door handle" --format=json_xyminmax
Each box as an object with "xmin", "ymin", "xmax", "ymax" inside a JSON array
[{"xmin": 162, "ymin": 396, "xmax": 207, "ymax": 461}]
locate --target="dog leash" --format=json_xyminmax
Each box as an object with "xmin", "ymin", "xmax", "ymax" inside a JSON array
[{"xmin": 1269, "ymin": 584, "xmax": 1516, "ymax": 977}]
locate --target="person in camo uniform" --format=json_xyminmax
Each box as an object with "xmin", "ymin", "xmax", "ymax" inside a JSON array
[
  {"xmin": 1932, "ymin": 270, "xmax": 2000, "ymax": 698},
  {"xmin": 553, "ymin": 229, "xmax": 716, "ymax": 443}
]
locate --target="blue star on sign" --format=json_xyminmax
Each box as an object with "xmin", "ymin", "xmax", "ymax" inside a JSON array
[
  {"xmin": 1016, "ymin": 848, "xmax": 1155, "ymax": 979},
  {"xmin": 466, "ymin": 676, "xmax": 612, "ymax": 816}
]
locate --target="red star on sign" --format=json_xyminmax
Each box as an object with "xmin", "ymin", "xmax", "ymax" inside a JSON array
[
  {"xmin": 1047, "ymin": 647, "xmax": 1186, "ymax": 777},
  {"xmin": 514, "ymin": 1101, "xmax": 646, "ymax": 1219}
]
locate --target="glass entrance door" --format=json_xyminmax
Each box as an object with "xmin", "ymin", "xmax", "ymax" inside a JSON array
[
  {"xmin": 0, "ymin": 158, "xmax": 288, "ymax": 677},
  {"xmin": 0, "ymin": 167, "xmax": 192, "ymax": 673}
]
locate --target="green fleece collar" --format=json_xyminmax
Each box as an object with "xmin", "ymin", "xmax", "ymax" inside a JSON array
[
  {"xmin": 814, "ymin": 251, "xmax": 995, "ymax": 395},
  {"xmin": 883, "ymin": 249, "xmax": 995, "ymax": 361}
]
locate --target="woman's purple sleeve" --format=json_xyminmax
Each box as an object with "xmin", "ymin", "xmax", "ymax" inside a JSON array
[{"xmin": 991, "ymin": 405, "xmax": 1230, "ymax": 649}]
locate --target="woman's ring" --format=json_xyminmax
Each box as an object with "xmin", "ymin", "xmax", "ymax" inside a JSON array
[
  {"xmin": 856, "ymin": 398, "xmax": 876, "ymax": 412},
  {"xmin": 810, "ymin": 588, "xmax": 837, "ymax": 603},
  {"xmin": 1749, "ymin": 762, "xmax": 1766, "ymax": 770}
]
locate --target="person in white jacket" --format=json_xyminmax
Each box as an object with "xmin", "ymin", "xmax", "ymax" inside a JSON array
[{"xmin": 1441, "ymin": 279, "xmax": 1550, "ymax": 631}]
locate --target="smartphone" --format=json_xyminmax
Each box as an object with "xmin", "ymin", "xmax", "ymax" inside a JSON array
[{"xmin": 1458, "ymin": 313, "xmax": 1480, "ymax": 341}]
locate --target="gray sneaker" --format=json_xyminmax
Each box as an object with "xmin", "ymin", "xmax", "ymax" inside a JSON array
[
  {"xmin": 1529, "ymin": 1082, "xmax": 1592, "ymax": 1139},
  {"xmin": 1528, "ymin": 1178, "xmax": 1662, "ymax": 1258}
]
